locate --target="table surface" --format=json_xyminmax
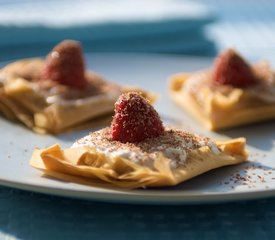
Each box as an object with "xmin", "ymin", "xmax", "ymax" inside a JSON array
[
  {"xmin": 1, "ymin": 1, "xmax": 275, "ymax": 239},
  {"xmin": 1, "ymin": 186, "xmax": 275, "ymax": 240}
]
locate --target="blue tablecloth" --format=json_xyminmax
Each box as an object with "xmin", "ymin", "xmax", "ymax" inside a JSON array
[
  {"xmin": 0, "ymin": 0, "xmax": 216, "ymax": 60},
  {"xmin": 0, "ymin": 186, "xmax": 274, "ymax": 240}
]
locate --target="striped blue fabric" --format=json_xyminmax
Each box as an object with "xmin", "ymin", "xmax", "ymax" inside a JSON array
[{"xmin": 0, "ymin": 0, "xmax": 216, "ymax": 60}]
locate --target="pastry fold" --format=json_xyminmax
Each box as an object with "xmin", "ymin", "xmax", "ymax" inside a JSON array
[
  {"xmin": 0, "ymin": 59, "xmax": 154, "ymax": 133},
  {"xmin": 169, "ymin": 73, "xmax": 275, "ymax": 130},
  {"xmin": 30, "ymin": 138, "xmax": 247, "ymax": 188}
]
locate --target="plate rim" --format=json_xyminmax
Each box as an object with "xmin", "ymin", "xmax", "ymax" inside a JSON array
[{"xmin": 1, "ymin": 176, "xmax": 275, "ymax": 205}]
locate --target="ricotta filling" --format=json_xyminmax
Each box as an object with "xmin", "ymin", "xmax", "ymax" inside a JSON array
[{"xmin": 72, "ymin": 128, "xmax": 220, "ymax": 169}]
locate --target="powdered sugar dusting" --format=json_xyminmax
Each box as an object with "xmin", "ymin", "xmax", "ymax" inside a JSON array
[
  {"xmin": 185, "ymin": 63, "xmax": 275, "ymax": 104},
  {"xmin": 72, "ymin": 127, "xmax": 220, "ymax": 169}
]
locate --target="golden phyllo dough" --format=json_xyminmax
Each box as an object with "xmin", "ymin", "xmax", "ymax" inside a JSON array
[
  {"xmin": 30, "ymin": 127, "xmax": 248, "ymax": 188},
  {"xmin": 0, "ymin": 58, "xmax": 123, "ymax": 133},
  {"xmin": 169, "ymin": 60, "xmax": 275, "ymax": 130},
  {"xmin": 0, "ymin": 56, "xmax": 154, "ymax": 134}
]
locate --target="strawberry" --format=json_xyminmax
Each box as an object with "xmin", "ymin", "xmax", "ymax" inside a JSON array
[
  {"xmin": 111, "ymin": 92, "xmax": 164, "ymax": 143},
  {"xmin": 42, "ymin": 40, "xmax": 87, "ymax": 88},
  {"xmin": 213, "ymin": 49, "xmax": 257, "ymax": 87}
]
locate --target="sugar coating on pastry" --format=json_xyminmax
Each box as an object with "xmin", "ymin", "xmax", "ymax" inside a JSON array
[
  {"xmin": 30, "ymin": 92, "xmax": 247, "ymax": 189},
  {"xmin": 30, "ymin": 128, "xmax": 247, "ymax": 188},
  {"xmin": 169, "ymin": 49, "xmax": 275, "ymax": 130},
  {"xmin": 0, "ymin": 59, "xmax": 122, "ymax": 133},
  {"xmin": 72, "ymin": 127, "xmax": 220, "ymax": 169},
  {"xmin": 0, "ymin": 41, "xmax": 153, "ymax": 134}
]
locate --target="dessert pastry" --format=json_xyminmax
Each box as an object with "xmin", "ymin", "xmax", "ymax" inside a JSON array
[
  {"xmin": 0, "ymin": 40, "xmax": 153, "ymax": 133},
  {"xmin": 30, "ymin": 92, "xmax": 248, "ymax": 188},
  {"xmin": 169, "ymin": 49, "xmax": 275, "ymax": 130}
]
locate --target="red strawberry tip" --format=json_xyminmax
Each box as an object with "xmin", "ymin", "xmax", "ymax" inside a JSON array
[
  {"xmin": 42, "ymin": 40, "xmax": 87, "ymax": 89},
  {"xmin": 111, "ymin": 92, "xmax": 164, "ymax": 143},
  {"xmin": 213, "ymin": 48, "xmax": 258, "ymax": 88}
]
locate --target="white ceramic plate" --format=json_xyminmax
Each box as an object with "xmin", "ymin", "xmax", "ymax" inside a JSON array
[{"xmin": 0, "ymin": 53, "xmax": 275, "ymax": 204}]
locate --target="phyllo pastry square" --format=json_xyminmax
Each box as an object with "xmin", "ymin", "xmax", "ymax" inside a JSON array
[
  {"xmin": 169, "ymin": 49, "xmax": 275, "ymax": 130},
  {"xmin": 0, "ymin": 40, "xmax": 153, "ymax": 133},
  {"xmin": 30, "ymin": 92, "xmax": 248, "ymax": 188}
]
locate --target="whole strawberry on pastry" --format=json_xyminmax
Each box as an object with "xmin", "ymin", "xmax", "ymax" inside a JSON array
[
  {"xmin": 213, "ymin": 49, "xmax": 275, "ymax": 102},
  {"xmin": 169, "ymin": 48, "xmax": 275, "ymax": 130},
  {"xmin": 30, "ymin": 92, "xmax": 247, "ymax": 188},
  {"xmin": 111, "ymin": 92, "xmax": 164, "ymax": 143},
  {"xmin": 42, "ymin": 40, "xmax": 87, "ymax": 89},
  {"xmin": 213, "ymin": 49, "xmax": 258, "ymax": 87},
  {"xmin": 37, "ymin": 40, "xmax": 121, "ymax": 103},
  {"xmin": 0, "ymin": 40, "xmax": 152, "ymax": 133}
]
